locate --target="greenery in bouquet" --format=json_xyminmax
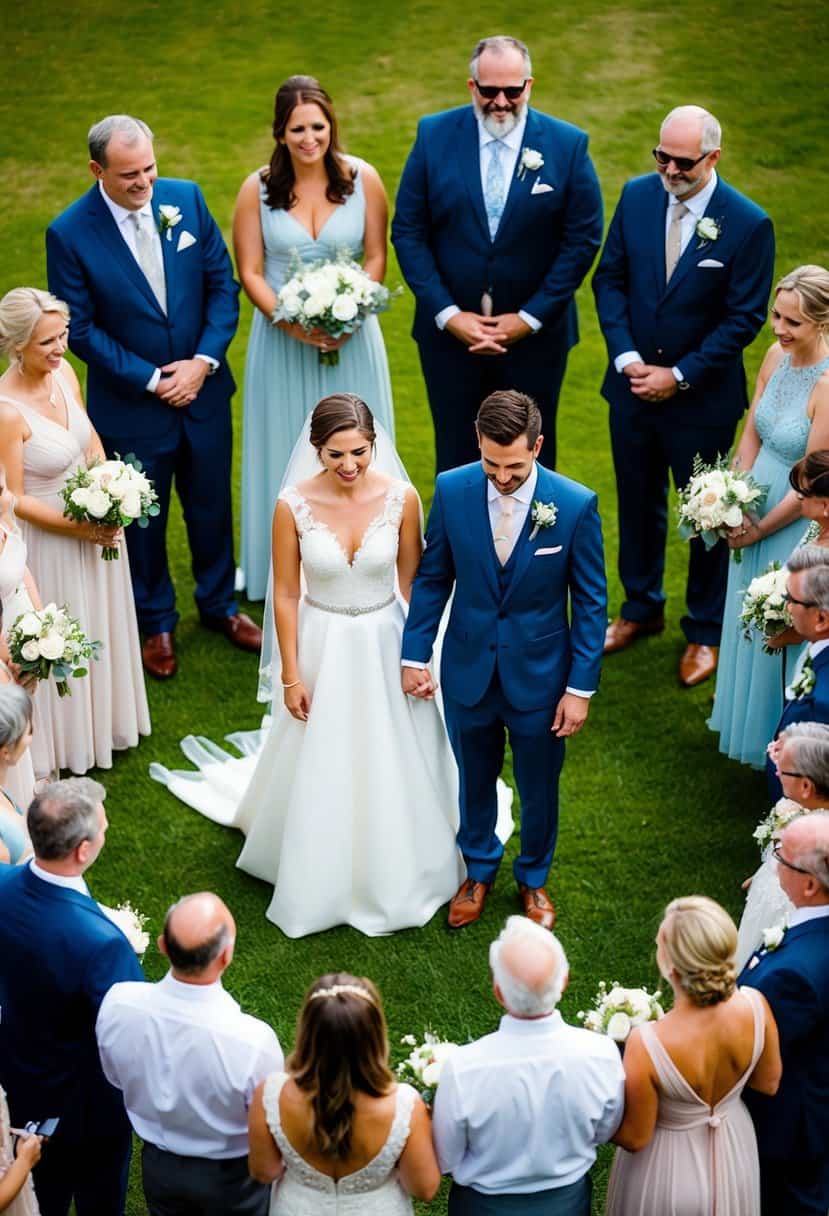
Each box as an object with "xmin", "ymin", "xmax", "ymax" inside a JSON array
[
  {"xmin": 7, "ymin": 603, "xmax": 101, "ymax": 697},
  {"xmin": 677, "ymin": 454, "xmax": 766, "ymax": 564},
  {"xmin": 577, "ymin": 981, "xmax": 664, "ymax": 1044},
  {"xmin": 61, "ymin": 455, "xmax": 160, "ymax": 560},
  {"xmin": 753, "ymin": 797, "xmax": 812, "ymax": 854},
  {"xmin": 739, "ymin": 561, "xmax": 793, "ymax": 652},
  {"xmin": 394, "ymin": 1030, "xmax": 459, "ymax": 1106}
]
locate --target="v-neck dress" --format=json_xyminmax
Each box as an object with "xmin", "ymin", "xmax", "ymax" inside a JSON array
[{"xmin": 239, "ymin": 157, "xmax": 396, "ymax": 601}]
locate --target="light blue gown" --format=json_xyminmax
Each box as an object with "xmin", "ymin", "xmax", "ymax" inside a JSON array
[
  {"xmin": 709, "ymin": 352, "xmax": 829, "ymax": 767},
  {"xmin": 239, "ymin": 157, "xmax": 395, "ymax": 601}
]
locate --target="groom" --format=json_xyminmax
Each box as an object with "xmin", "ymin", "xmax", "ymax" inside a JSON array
[{"xmin": 402, "ymin": 390, "xmax": 606, "ymax": 928}]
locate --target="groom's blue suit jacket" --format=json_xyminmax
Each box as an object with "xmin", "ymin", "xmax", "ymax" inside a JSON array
[
  {"xmin": 0, "ymin": 864, "xmax": 143, "ymax": 1136},
  {"xmin": 46, "ymin": 178, "xmax": 239, "ymax": 440},
  {"xmin": 402, "ymin": 462, "xmax": 606, "ymax": 710}
]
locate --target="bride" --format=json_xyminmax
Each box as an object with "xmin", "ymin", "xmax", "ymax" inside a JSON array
[{"xmin": 153, "ymin": 393, "xmax": 512, "ymax": 937}]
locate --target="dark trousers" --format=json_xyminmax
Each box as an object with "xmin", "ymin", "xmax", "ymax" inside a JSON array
[
  {"xmin": 609, "ymin": 405, "xmax": 736, "ymax": 645},
  {"xmin": 142, "ymin": 1142, "xmax": 270, "ymax": 1216},
  {"xmin": 418, "ymin": 329, "xmax": 569, "ymax": 474},
  {"xmin": 32, "ymin": 1128, "xmax": 131, "ymax": 1216},
  {"xmin": 99, "ymin": 409, "xmax": 237, "ymax": 637},
  {"xmin": 449, "ymin": 1175, "xmax": 591, "ymax": 1216},
  {"xmin": 760, "ymin": 1153, "xmax": 829, "ymax": 1215}
]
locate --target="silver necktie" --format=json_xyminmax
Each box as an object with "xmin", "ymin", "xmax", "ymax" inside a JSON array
[{"xmin": 129, "ymin": 211, "xmax": 167, "ymax": 313}]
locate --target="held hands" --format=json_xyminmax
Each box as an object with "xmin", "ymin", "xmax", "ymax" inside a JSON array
[
  {"xmin": 401, "ymin": 667, "xmax": 437, "ymax": 700},
  {"xmin": 284, "ymin": 681, "xmax": 311, "ymax": 722},
  {"xmin": 446, "ymin": 312, "xmax": 531, "ymax": 356},
  {"xmin": 76, "ymin": 520, "xmax": 124, "ymax": 549},
  {"xmin": 628, "ymin": 365, "xmax": 678, "ymax": 402},
  {"xmin": 552, "ymin": 692, "xmax": 590, "ymax": 738},
  {"xmin": 156, "ymin": 358, "xmax": 210, "ymax": 407}
]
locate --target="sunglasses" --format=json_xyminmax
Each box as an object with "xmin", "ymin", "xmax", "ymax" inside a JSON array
[
  {"xmin": 652, "ymin": 147, "xmax": 710, "ymax": 173},
  {"xmin": 474, "ymin": 80, "xmax": 527, "ymax": 101}
]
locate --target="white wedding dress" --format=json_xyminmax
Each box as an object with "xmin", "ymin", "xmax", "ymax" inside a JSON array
[
  {"xmin": 263, "ymin": 1073, "xmax": 416, "ymax": 1215},
  {"xmin": 736, "ymin": 850, "xmax": 794, "ymax": 970}
]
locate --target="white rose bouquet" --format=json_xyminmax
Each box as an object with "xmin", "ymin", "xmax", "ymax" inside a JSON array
[
  {"xmin": 61, "ymin": 455, "xmax": 160, "ymax": 561},
  {"xmin": 677, "ymin": 455, "xmax": 766, "ymax": 564},
  {"xmin": 395, "ymin": 1031, "xmax": 459, "ymax": 1105},
  {"xmin": 101, "ymin": 901, "xmax": 150, "ymax": 957},
  {"xmin": 7, "ymin": 603, "xmax": 102, "ymax": 698},
  {"xmin": 272, "ymin": 249, "xmax": 398, "ymax": 366},
  {"xmin": 752, "ymin": 796, "xmax": 809, "ymax": 854},
  {"xmin": 740, "ymin": 562, "xmax": 793, "ymax": 652},
  {"xmin": 577, "ymin": 981, "xmax": 664, "ymax": 1044}
]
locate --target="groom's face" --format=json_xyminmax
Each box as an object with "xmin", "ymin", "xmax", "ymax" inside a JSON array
[
  {"xmin": 479, "ymin": 432, "xmax": 543, "ymax": 495},
  {"xmin": 91, "ymin": 133, "xmax": 158, "ymax": 212}
]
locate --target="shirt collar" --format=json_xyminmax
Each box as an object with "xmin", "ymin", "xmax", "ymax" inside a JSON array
[
  {"xmin": 477, "ymin": 111, "xmax": 528, "ymax": 154},
  {"xmin": 669, "ymin": 170, "xmax": 718, "ymax": 220},
  {"xmin": 30, "ymin": 858, "xmax": 89, "ymax": 895},
  {"xmin": 498, "ymin": 1009, "xmax": 563, "ymax": 1034},
  {"xmin": 487, "ymin": 462, "xmax": 538, "ymax": 506},
  {"xmin": 160, "ymin": 970, "xmax": 239, "ymax": 1006},
  {"xmin": 789, "ymin": 904, "xmax": 829, "ymax": 927},
  {"xmin": 98, "ymin": 181, "xmax": 155, "ymax": 228},
  {"xmin": 809, "ymin": 639, "xmax": 829, "ymax": 659}
]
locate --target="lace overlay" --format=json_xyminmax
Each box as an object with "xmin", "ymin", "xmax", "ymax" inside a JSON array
[{"xmin": 755, "ymin": 353, "xmax": 829, "ymax": 465}]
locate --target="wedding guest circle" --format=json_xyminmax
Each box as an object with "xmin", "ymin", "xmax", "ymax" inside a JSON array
[{"xmin": 235, "ymin": 76, "xmax": 396, "ymax": 600}]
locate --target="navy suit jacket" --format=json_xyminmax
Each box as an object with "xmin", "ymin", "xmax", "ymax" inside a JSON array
[
  {"xmin": 766, "ymin": 646, "xmax": 829, "ymax": 799},
  {"xmin": 739, "ymin": 915, "xmax": 829, "ymax": 1165},
  {"xmin": 46, "ymin": 178, "xmax": 239, "ymax": 440},
  {"xmin": 0, "ymin": 864, "xmax": 143, "ymax": 1138},
  {"xmin": 391, "ymin": 105, "xmax": 603, "ymax": 351},
  {"xmin": 593, "ymin": 173, "xmax": 774, "ymax": 428},
  {"xmin": 401, "ymin": 462, "xmax": 607, "ymax": 710}
]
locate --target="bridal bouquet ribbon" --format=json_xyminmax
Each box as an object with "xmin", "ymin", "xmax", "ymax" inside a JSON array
[
  {"xmin": 100, "ymin": 901, "xmax": 150, "ymax": 957},
  {"xmin": 577, "ymin": 981, "xmax": 664, "ymax": 1044},
  {"xmin": 273, "ymin": 249, "xmax": 399, "ymax": 366},
  {"xmin": 61, "ymin": 455, "xmax": 160, "ymax": 560},
  {"xmin": 677, "ymin": 455, "xmax": 767, "ymax": 564},
  {"xmin": 752, "ymin": 796, "xmax": 809, "ymax": 854},
  {"xmin": 395, "ymin": 1031, "xmax": 459, "ymax": 1104},
  {"xmin": 7, "ymin": 603, "xmax": 101, "ymax": 698},
  {"xmin": 739, "ymin": 562, "xmax": 793, "ymax": 652}
]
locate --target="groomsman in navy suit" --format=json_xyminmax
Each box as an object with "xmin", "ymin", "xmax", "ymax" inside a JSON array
[
  {"xmin": 46, "ymin": 115, "xmax": 261, "ymax": 679},
  {"xmin": 392, "ymin": 35, "xmax": 603, "ymax": 474},
  {"xmin": 593, "ymin": 105, "xmax": 774, "ymax": 687},
  {"xmin": 739, "ymin": 813, "xmax": 829, "ymax": 1215},
  {"xmin": 0, "ymin": 779, "xmax": 144, "ymax": 1216}
]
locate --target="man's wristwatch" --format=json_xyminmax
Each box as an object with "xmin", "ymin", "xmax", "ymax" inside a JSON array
[{"xmin": 677, "ymin": 378, "xmax": 691, "ymax": 391}]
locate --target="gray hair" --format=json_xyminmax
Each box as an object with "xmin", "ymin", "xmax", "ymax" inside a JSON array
[
  {"xmin": 27, "ymin": 777, "xmax": 105, "ymax": 861},
  {"xmin": 785, "ymin": 810, "xmax": 829, "ymax": 894},
  {"xmin": 0, "ymin": 288, "xmax": 69, "ymax": 362},
  {"xmin": 781, "ymin": 722, "xmax": 829, "ymax": 796},
  {"xmin": 787, "ymin": 544, "xmax": 829, "ymax": 612},
  {"xmin": 660, "ymin": 105, "xmax": 722, "ymax": 154},
  {"xmin": 0, "ymin": 684, "xmax": 33, "ymax": 751},
  {"xmin": 489, "ymin": 915, "xmax": 568, "ymax": 1016},
  {"xmin": 88, "ymin": 115, "xmax": 154, "ymax": 166},
  {"xmin": 469, "ymin": 36, "xmax": 532, "ymax": 80}
]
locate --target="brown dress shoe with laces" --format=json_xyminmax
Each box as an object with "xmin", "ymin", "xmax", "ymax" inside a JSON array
[
  {"xmin": 203, "ymin": 612, "xmax": 263, "ymax": 653},
  {"xmin": 142, "ymin": 632, "xmax": 177, "ymax": 680},
  {"xmin": 678, "ymin": 643, "xmax": 718, "ymax": 687},
  {"xmin": 447, "ymin": 878, "xmax": 492, "ymax": 929},
  {"xmin": 517, "ymin": 883, "xmax": 556, "ymax": 930},
  {"xmin": 604, "ymin": 616, "xmax": 665, "ymax": 654}
]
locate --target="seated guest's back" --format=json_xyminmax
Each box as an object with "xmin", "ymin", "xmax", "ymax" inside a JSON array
[
  {"xmin": 248, "ymin": 973, "xmax": 440, "ymax": 1211},
  {"xmin": 607, "ymin": 896, "xmax": 781, "ymax": 1216}
]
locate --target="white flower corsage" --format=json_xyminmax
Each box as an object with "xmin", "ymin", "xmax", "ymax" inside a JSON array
[
  {"xmin": 157, "ymin": 204, "xmax": 183, "ymax": 240},
  {"xmin": 786, "ymin": 655, "xmax": 815, "ymax": 700},
  {"xmin": 696, "ymin": 216, "xmax": 721, "ymax": 246},
  {"xmin": 518, "ymin": 148, "xmax": 544, "ymax": 180},
  {"xmin": 761, "ymin": 921, "xmax": 787, "ymax": 952},
  {"xmin": 529, "ymin": 499, "xmax": 558, "ymax": 540}
]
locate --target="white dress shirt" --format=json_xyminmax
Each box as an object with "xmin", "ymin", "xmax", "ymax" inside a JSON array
[
  {"xmin": 29, "ymin": 858, "xmax": 89, "ymax": 895},
  {"xmin": 97, "ymin": 971, "xmax": 283, "ymax": 1158},
  {"xmin": 432, "ymin": 1011, "xmax": 624, "ymax": 1194},
  {"xmin": 789, "ymin": 904, "xmax": 829, "ymax": 927},
  {"xmin": 615, "ymin": 171, "xmax": 719, "ymax": 383}
]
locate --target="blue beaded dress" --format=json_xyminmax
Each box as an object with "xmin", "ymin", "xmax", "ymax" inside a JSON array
[
  {"xmin": 239, "ymin": 157, "xmax": 395, "ymax": 601},
  {"xmin": 709, "ymin": 353, "xmax": 829, "ymax": 767}
]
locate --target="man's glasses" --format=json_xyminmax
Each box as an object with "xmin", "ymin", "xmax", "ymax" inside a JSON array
[
  {"xmin": 474, "ymin": 81, "xmax": 528, "ymax": 101},
  {"xmin": 652, "ymin": 148, "xmax": 709, "ymax": 173},
  {"xmin": 777, "ymin": 770, "xmax": 806, "ymax": 780},
  {"xmin": 783, "ymin": 589, "xmax": 818, "ymax": 609},
  {"xmin": 772, "ymin": 840, "xmax": 812, "ymax": 875}
]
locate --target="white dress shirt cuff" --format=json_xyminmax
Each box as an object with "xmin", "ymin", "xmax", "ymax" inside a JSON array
[
  {"xmin": 518, "ymin": 310, "xmax": 542, "ymax": 333},
  {"xmin": 145, "ymin": 368, "xmax": 162, "ymax": 392},
  {"xmin": 566, "ymin": 687, "xmax": 595, "ymax": 698},
  {"xmin": 672, "ymin": 366, "xmax": 685, "ymax": 382},
  {"xmin": 195, "ymin": 354, "xmax": 219, "ymax": 373},
  {"xmin": 401, "ymin": 660, "xmax": 429, "ymax": 670},
  {"xmin": 435, "ymin": 305, "xmax": 460, "ymax": 331},
  {"xmin": 614, "ymin": 350, "xmax": 643, "ymax": 374}
]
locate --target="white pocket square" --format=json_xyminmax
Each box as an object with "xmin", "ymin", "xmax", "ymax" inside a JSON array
[
  {"xmin": 177, "ymin": 230, "xmax": 197, "ymax": 252},
  {"xmin": 697, "ymin": 258, "xmax": 724, "ymax": 268},
  {"xmin": 534, "ymin": 545, "xmax": 563, "ymax": 556},
  {"xmin": 530, "ymin": 181, "xmax": 554, "ymax": 195}
]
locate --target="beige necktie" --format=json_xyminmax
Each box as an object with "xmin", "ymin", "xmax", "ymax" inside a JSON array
[
  {"xmin": 129, "ymin": 211, "xmax": 167, "ymax": 313},
  {"xmin": 493, "ymin": 494, "xmax": 516, "ymax": 565},
  {"xmin": 665, "ymin": 202, "xmax": 689, "ymax": 283}
]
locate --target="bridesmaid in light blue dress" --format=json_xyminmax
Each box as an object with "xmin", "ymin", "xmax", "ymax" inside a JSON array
[
  {"xmin": 709, "ymin": 266, "xmax": 829, "ymax": 767},
  {"xmin": 234, "ymin": 76, "xmax": 395, "ymax": 600}
]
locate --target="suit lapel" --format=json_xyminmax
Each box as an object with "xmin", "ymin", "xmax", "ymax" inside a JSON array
[
  {"xmin": 458, "ymin": 109, "xmax": 491, "ymax": 245},
  {"xmin": 494, "ymin": 109, "xmax": 539, "ymax": 240},
  {"xmin": 153, "ymin": 194, "xmax": 176, "ymax": 316},
  {"xmin": 661, "ymin": 179, "xmax": 726, "ymax": 302},
  {"xmin": 646, "ymin": 180, "xmax": 670, "ymax": 299},
  {"xmin": 86, "ymin": 186, "xmax": 166, "ymax": 317},
  {"xmin": 465, "ymin": 472, "xmax": 500, "ymax": 599}
]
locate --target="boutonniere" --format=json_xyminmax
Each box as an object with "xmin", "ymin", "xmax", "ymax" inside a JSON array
[
  {"xmin": 695, "ymin": 216, "xmax": 721, "ymax": 247},
  {"xmin": 761, "ymin": 921, "xmax": 787, "ymax": 952},
  {"xmin": 529, "ymin": 499, "xmax": 558, "ymax": 540},
  {"xmin": 786, "ymin": 654, "xmax": 815, "ymax": 700},
  {"xmin": 518, "ymin": 148, "xmax": 544, "ymax": 180},
  {"xmin": 157, "ymin": 204, "xmax": 183, "ymax": 241}
]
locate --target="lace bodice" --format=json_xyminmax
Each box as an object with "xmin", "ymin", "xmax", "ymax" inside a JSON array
[
  {"xmin": 755, "ymin": 353, "xmax": 829, "ymax": 465},
  {"xmin": 263, "ymin": 1072, "xmax": 416, "ymax": 1215},
  {"xmin": 281, "ymin": 481, "xmax": 408, "ymax": 611}
]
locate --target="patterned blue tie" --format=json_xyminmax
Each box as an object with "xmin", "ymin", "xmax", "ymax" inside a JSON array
[{"xmin": 484, "ymin": 141, "xmax": 506, "ymax": 240}]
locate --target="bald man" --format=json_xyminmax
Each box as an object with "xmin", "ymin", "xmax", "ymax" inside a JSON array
[
  {"xmin": 432, "ymin": 917, "xmax": 624, "ymax": 1215},
  {"xmin": 96, "ymin": 893, "xmax": 283, "ymax": 1216}
]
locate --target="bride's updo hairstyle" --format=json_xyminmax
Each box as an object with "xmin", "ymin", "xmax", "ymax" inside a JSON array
[
  {"xmin": 288, "ymin": 972, "xmax": 394, "ymax": 1159},
  {"xmin": 774, "ymin": 264, "xmax": 829, "ymax": 331},
  {"xmin": 658, "ymin": 896, "xmax": 738, "ymax": 1007},
  {"xmin": 262, "ymin": 75, "xmax": 355, "ymax": 212},
  {"xmin": 789, "ymin": 450, "xmax": 829, "ymax": 499},
  {"xmin": 0, "ymin": 288, "xmax": 69, "ymax": 364},
  {"xmin": 309, "ymin": 393, "xmax": 376, "ymax": 452}
]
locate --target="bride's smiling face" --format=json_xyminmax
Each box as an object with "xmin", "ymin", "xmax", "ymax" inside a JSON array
[{"xmin": 319, "ymin": 428, "xmax": 373, "ymax": 485}]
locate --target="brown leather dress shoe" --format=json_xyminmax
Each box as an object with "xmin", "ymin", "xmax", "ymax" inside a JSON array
[
  {"xmin": 517, "ymin": 883, "xmax": 556, "ymax": 930},
  {"xmin": 142, "ymin": 632, "xmax": 177, "ymax": 680},
  {"xmin": 447, "ymin": 878, "xmax": 492, "ymax": 929},
  {"xmin": 678, "ymin": 643, "xmax": 718, "ymax": 687},
  {"xmin": 604, "ymin": 616, "xmax": 665, "ymax": 654},
  {"xmin": 203, "ymin": 613, "xmax": 263, "ymax": 653}
]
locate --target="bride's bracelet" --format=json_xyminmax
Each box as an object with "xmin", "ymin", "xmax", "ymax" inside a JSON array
[{"xmin": 282, "ymin": 679, "xmax": 301, "ymax": 689}]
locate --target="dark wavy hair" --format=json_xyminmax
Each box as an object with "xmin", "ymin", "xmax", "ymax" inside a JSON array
[
  {"xmin": 309, "ymin": 393, "xmax": 376, "ymax": 451},
  {"xmin": 790, "ymin": 450, "xmax": 829, "ymax": 499},
  {"xmin": 287, "ymin": 973, "xmax": 394, "ymax": 1159},
  {"xmin": 261, "ymin": 76, "xmax": 355, "ymax": 211}
]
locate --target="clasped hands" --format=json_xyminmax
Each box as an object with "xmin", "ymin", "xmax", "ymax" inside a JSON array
[
  {"xmin": 446, "ymin": 311, "xmax": 531, "ymax": 355},
  {"xmin": 155, "ymin": 358, "xmax": 210, "ymax": 408},
  {"xmin": 401, "ymin": 668, "xmax": 589, "ymax": 737},
  {"xmin": 624, "ymin": 361, "xmax": 678, "ymax": 402}
]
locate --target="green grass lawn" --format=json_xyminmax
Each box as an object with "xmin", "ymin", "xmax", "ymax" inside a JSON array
[{"xmin": 3, "ymin": 2, "xmax": 829, "ymax": 1211}]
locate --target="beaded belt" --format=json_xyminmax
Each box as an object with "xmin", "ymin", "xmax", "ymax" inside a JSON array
[{"xmin": 304, "ymin": 593, "xmax": 395, "ymax": 617}]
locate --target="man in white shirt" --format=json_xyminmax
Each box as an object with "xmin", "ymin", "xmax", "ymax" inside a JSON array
[
  {"xmin": 432, "ymin": 916, "xmax": 624, "ymax": 1214},
  {"xmin": 97, "ymin": 892, "xmax": 283, "ymax": 1216}
]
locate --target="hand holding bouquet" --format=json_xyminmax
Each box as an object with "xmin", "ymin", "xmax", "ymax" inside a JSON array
[
  {"xmin": 7, "ymin": 604, "xmax": 101, "ymax": 697},
  {"xmin": 62, "ymin": 456, "xmax": 159, "ymax": 560},
  {"xmin": 578, "ymin": 981, "xmax": 664, "ymax": 1044},
  {"xmin": 740, "ymin": 562, "xmax": 793, "ymax": 652},
  {"xmin": 677, "ymin": 455, "xmax": 766, "ymax": 563},
  {"xmin": 753, "ymin": 797, "xmax": 810, "ymax": 854}
]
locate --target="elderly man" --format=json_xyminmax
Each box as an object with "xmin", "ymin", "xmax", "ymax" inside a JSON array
[
  {"xmin": 771, "ymin": 721, "xmax": 829, "ymax": 807},
  {"xmin": 740, "ymin": 813, "xmax": 829, "ymax": 1215},
  {"xmin": 432, "ymin": 917, "xmax": 623, "ymax": 1215},
  {"xmin": 594, "ymin": 105, "xmax": 774, "ymax": 687},
  {"xmin": 392, "ymin": 35, "xmax": 603, "ymax": 473},
  {"xmin": 97, "ymin": 892, "xmax": 282, "ymax": 1216},
  {"xmin": 0, "ymin": 779, "xmax": 144, "ymax": 1216}
]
